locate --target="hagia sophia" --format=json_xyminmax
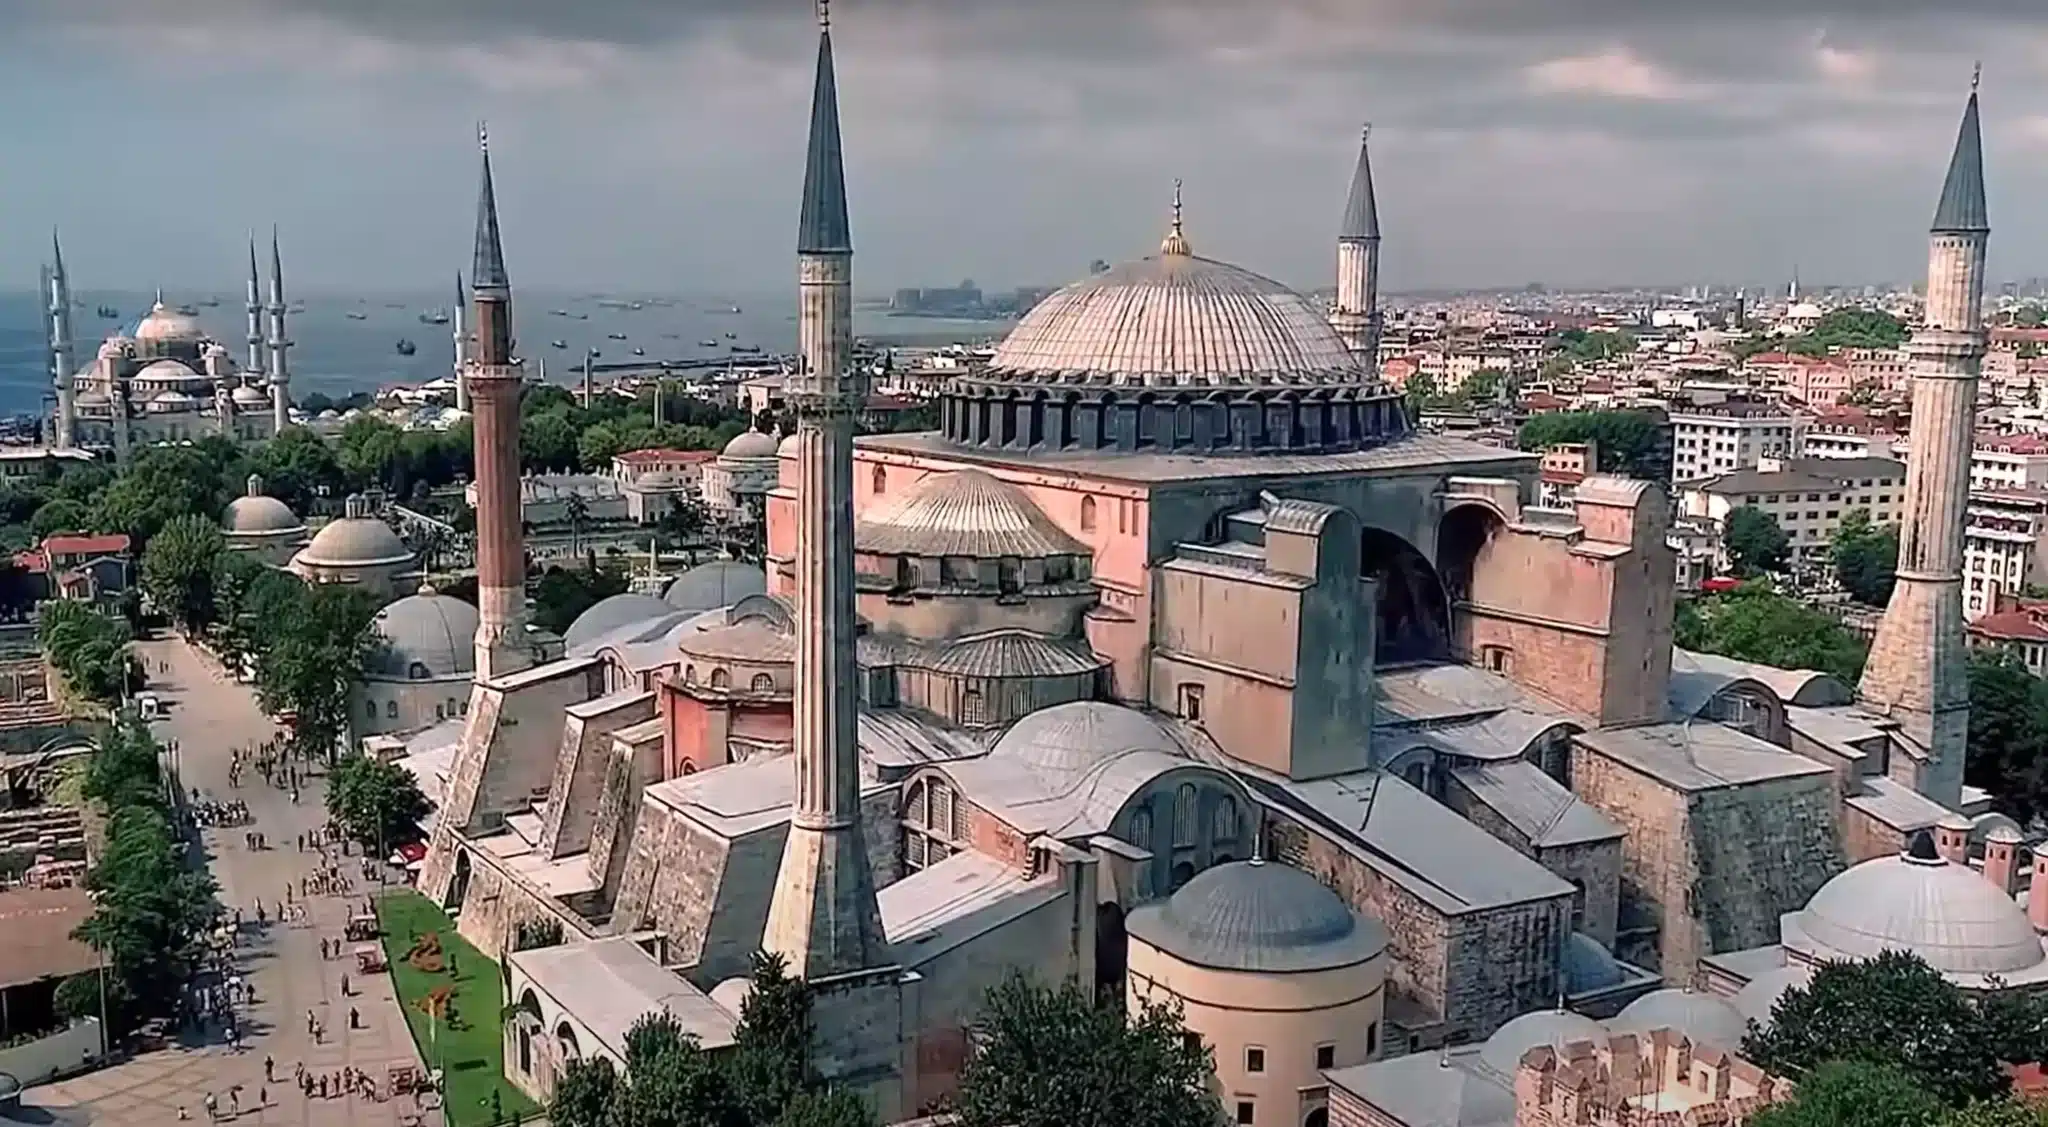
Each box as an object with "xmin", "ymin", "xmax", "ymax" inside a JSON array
[{"xmin": 161, "ymin": 8, "xmax": 2018, "ymax": 1126}]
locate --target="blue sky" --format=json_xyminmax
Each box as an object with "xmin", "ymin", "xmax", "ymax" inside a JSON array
[{"xmin": 3, "ymin": 0, "xmax": 2046, "ymax": 295}]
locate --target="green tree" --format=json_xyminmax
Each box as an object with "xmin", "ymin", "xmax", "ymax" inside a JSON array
[
  {"xmin": 253, "ymin": 584, "xmax": 383, "ymax": 760},
  {"xmin": 1944, "ymin": 1100, "xmax": 2048, "ymax": 1127},
  {"xmin": 1965, "ymin": 649, "xmax": 2048, "ymax": 823},
  {"xmin": 955, "ymin": 975, "xmax": 1224, "ymax": 1127},
  {"xmin": 1402, "ymin": 371, "xmax": 1441, "ymax": 414},
  {"xmin": 335, "ymin": 416, "xmax": 408, "ymax": 494},
  {"xmin": 140, "ymin": 515, "xmax": 226, "ymax": 634},
  {"xmin": 1748, "ymin": 1061, "xmax": 1942, "ymax": 1127},
  {"xmin": 325, "ymin": 752, "xmax": 431, "ymax": 853},
  {"xmin": 521, "ymin": 411, "xmax": 581, "ymax": 473},
  {"xmin": 1832, "ymin": 508, "xmax": 1900, "ymax": 606},
  {"xmin": 1724, "ymin": 505, "xmax": 1790, "ymax": 577},
  {"xmin": 566, "ymin": 492, "xmax": 590, "ymax": 558},
  {"xmin": 1462, "ymin": 368, "xmax": 1508, "ymax": 405},
  {"xmin": 1744, "ymin": 950, "xmax": 2026, "ymax": 1106},
  {"xmin": 37, "ymin": 599, "xmax": 134, "ymax": 704},
  {"xmin": 91, "ymin": 446, "xmax": 234, "ymax": 546},
  {"xmin": 1676, "ymin": 582, "xmax": 1869, "ymax": 684},
  {"xmin": 30, "ymin": 498, "xmax": 91, "ymax": 540},
  {"xmin": 249, "ymin": 425, "xmax": 346, "ymax": 512},
  {"xmin": 531, "ymin": 565, "xmax": 629, "ymax": 635},
  {"xmin": 1782, "ymin": 308, "xmax": 1910, "ymax": 357},
  {"xmin": 1515, "ymin": 410, "xmax": 1665, "ymax": 479}
]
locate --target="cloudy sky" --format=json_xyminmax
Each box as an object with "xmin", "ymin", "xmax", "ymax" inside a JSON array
[{"xmin": 1, "ymin": 0, "xmax": 2043, "ymax": 296}]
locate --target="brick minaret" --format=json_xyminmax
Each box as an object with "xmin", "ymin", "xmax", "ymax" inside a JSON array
[
  {"xmin": 265, "ymin": 228, "xmax": 292, "ymax": 432},
  {"xmin": 467, "ymin": 124, "xmax": 534, "ymax": 683},
  {"xmin": 1858, "ymin": 78, "xmax": 1989, "ymax": 810},
  {"xmin": 47, "ymin": 230, "xmax": 76, "ymax": 450},
  {"xmin": 1331, "ymin": 124, "xmax": 1381, "ymax": 367},
  {"xmin": 761, "ymin": 2, "xmax": 890, "ymax": 982}
]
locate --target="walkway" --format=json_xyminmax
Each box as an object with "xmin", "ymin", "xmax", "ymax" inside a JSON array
[{"xmin": 20, "ymin": 635, "xmax": 438, "ymax": 1127}]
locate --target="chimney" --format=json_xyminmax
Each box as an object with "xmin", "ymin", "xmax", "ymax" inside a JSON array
[
  {"xmin": 1984, "ymin": 825, "xmax": 2023, "ymax": 896},
  {"xmin": 2031, "ymin": 842, "xmax": 2048, "ymax": 934},
  {"xmin": 1934, "ymin": 814, "xmax": 1971, "ymax": 864}
]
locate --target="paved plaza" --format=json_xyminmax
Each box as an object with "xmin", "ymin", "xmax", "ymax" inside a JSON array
[{"xmin": 17, "ymin": 636, "xmax": 441, "ymax": 1127}]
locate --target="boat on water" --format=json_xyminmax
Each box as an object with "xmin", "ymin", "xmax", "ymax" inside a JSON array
[
  {"xmin": 385, "ymin": 302, "xmax": 406, "ymax": 309},
  {"xmin": 96, "ymin": 306, "xmax": 120, "ymax": 320},
  {"xmin": 709, "ymin": 304, "xmax": 741, "ymax": 314},
  {"xmin": 548, "ymin": 309, "xmax": 571, "ymax": 317},
  {"xmin": 607, "ymin": 332, "xmax": 628, "ymax": 341},
  {"xmin": 345, "ymin": 311, "xmax": 368, "ymax": 321},
  {"xmin": 419, "ymin": 309, "xmax": 451, "ymax": 325},
  {"xmin": 632, "ymin": 347, "xmax": 646, "ymax": 356},
  {"xmin": 199, "ymin": 297, "xmax": 221, "ymax": 308},
  {"xmin": 723, "ymin": 331, "xmax": 737, "ymax": 340},
  {"xmin": 551, "ymin": 339, "xmax": 568, "ymax": 349},
  {"xmin": 174, "ymin": 304, "xmax": 200, "ymax": 316},
  {"xmin": 699, "ymin": 339, "xmax": 719, "ymax": 347},
  {"xmin": 730, "ymin": 344, "xmax": 763, "ymax": 354},
  {"xmin": 395, "ymin": 339, "xmax": 417, "ymax": 356}
]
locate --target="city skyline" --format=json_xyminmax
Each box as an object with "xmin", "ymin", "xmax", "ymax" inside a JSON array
[{"xmin": 3, "ymin": 1, "xmax": 2048, "ymax": 292}]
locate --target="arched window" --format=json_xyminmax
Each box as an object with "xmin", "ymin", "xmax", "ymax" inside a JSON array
[
  {"xmin": 386, "ymin": 700, "xmax": 400, "ymax": 719},
  {"xmin": 902, "ymin": 777, "xmax": 957, "ymax": 872},
  {"xmin": 750, "ymin": 673, "xmax": 774, "ymax": 692},
  {"xmin": 1173, "ymin": 784, "xmax": 1199, "ymax": 848},
  {"xmin": 1214, "ymin": 794, "xmax": 1239, "ymax": 845},
  {"xmin": 872, "ymin": 465, "xmax": 887, "ymax": 495},
  {"xmin": 366, "ymin": 699, "xmax": 378, "ymax": 720},
  {"xmin": 681, "ymin": 760, "xmax": 697, "ymax": 775},
  {"xmin": 895, "ymin": 556, "xmax": 916, "ymax": 592},
  {"xmin": 961, "ymin": 687, "xmax": 987, "ymax": 726},
  {"xmin": 1080, "ymin": 496, "xmax": 1097, "ymax": 532},
  {"xmin": 409, "ymin": 662, "xmax": 431, "ymax": 681},
  {"xmin": 1131, "ymin": 806, "xmax": 1154, "ymax": 850},
  {"xmin": 710, "ymin": 668, "xmax": 730, "ymax": 690}
]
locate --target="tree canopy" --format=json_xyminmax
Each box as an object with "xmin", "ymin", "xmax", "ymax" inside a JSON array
[
  {"xmin": 37, "ymin": 598, "xmax": 135, "ymax": 705},
  {"xmin": 1783, "ymin": 308, "xmax": 1910, "ymax": 357},
  {"xmin": 140, "ymin": 515, "xmax": 226, "ymax": 634},
  {"xmin": 1674, "ymin": 582, "xmax": 1869, "ymax": 684},
  {"xmin": 326, "ymin": 752, "xmax": 431, "ymax": 852},
  {"xmin": 1966, "ymin": 649, "xmax": 2048, "ymax": 824},
  {"xmin": 1832, "ymin": 508, "xmax": 1900, "ymax": 607},
  {"xmin": 1748, "ymin": 1061, "xmax": 1944, "ymax": 1127},
  {"xmin": 251, "ymin": 583, "xmax": 383, "ymax": 760},
  {"xmin": 1516, "ymin": 410, "xmax": 1666, "ymax": 480},
  {"xmin": 1724, "ymin": 505, "xmax": 1791, "ymax": 578},
  {"xmin": 532, "ymin": 562, "xmax": 631, "ymax": 635}
]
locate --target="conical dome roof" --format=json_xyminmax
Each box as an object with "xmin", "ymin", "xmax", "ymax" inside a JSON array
[{"xmin": 855, "ymin": 470, "xmax": 1086, "ymax": 559}]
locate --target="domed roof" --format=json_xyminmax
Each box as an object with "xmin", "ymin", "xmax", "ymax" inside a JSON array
[
  {"xmin": 223, "ymin": 480, "xmax": 303, "ymax": 536},
  {"xmin": 1791, "ymin": 836, "xmax": 2044, "ymax": 976},
  {"xmin": 563, "ymin": 593, "xmax": 675, "ymax": 653},
  {"xmin": 985, "ymin": 216, "xmax": 1365, "ymax": 389},
  {"xmin": 992, "ymin": 701, "xmax": 1181, "ymax": 775},
  {"xmin": 722, "ymin": 429, "xmax": 779, "ymax": 459},
  {"xmin": 132, "ymin": 301, "xmax": 204, "ymax": 344},
  {"xmin": 777, "ymin": 433, "xmax": 800, "ymax": 457},
  {"xmin": 1126, "ymin": 860, "xmax": 1385, "ymax": 973},
  {"xmin": 1731, "ymin": 965, "xmax": 1811, "ymax": 1028},
  {"xmin": 233, "ymin": 385, "xmax": 271, "ymax": 406},
  {"xmin": 1612, "ymin": 989, "xmax": 1748, "ymax": 1048},
  {"xmin": 136, "ymin": 359, "xmax": 201, "ymax": 383},
  {"xmin": 369, "ymin": 591, "xmax": 480, "ymax": 679},
  {"xmin": 296, "ymin": 505, "xmax": 414, "ymax": 569},
  {"xmin": 855, "ymin": 470, "xmax": 1086, "ymax": 559},
  {"xmin": 664, "ymin": 560, "xmax": 767, "ymax": 615},
  {"xmin": 1479, "ymin": 1008, "xmax": 1607, "ymax": 1076},
  {"xmin": 1561, "ymin": 933, "xmax": 1627, "ymax": 994}
]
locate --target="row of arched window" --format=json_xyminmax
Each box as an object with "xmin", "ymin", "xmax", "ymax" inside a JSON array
[{"xmin": 680, "ymin": 665, "xmax": 779, "ymax": 693}]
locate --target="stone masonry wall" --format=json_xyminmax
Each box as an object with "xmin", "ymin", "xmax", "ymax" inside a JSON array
[
  {"xmin": 1568, "ymin": 742, "xmax": 1691, "ymax": 973},
  {"xmin": 1537, "ymin": 839, "xmax": 1623, "ymax": 950},
  {"xmin": 539, "ymin": 692, "xmax": 655, "ymax": 859},
  {"xmin": 1442, "ymin": 896, "xmax": 1572, "ymax": 1037}
]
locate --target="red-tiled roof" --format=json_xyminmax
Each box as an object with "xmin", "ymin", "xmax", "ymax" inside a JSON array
[
  {"xmin": 11, "ymin": 552, "xmax": 44, "ymax": 575},
  {"xmin": 0, "ymin": 886, "xmax": 98, "ymax": 990},
  {"xmin": 1971, "ymin": 609, "xmax": 2048, "ymax": 643},
  {"xmin": 40, "ymin": 533, "xmax": 130, "ymax": 557},
  {"xmin": 1977, "ymin": 434, "xmax": 2048, "ymax": 455}
]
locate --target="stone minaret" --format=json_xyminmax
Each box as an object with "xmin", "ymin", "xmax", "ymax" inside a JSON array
[
  {"xmin": 761, "ymin": 1, "xmax": 891, "ymax": 983},
  {"xmin": 1332, "ymin": 124, "xmax": 1382, "ymax": 367},
  {"xmin": 265, "ymin": 229, "xmax": 292, "ymax": 432},
  {"xmin": 453, "ymin": 272, "xmax": 471, "ymax": 412},
  {"xmin": 47, "ymin": 230, "xmax": 76, "ymax": 449},
  {"xmin": 245, "ymin": 237, "xmax": 265, "ymax": 375},
  {"xmin": 1857, "ymin": 79, "xmax": 1989, "ymax": 811},
  {"xmin": 467, "ymin": 124, "xmax": 534, "ymax": 683}
]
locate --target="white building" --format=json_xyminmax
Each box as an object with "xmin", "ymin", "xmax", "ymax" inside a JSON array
[
  {"xmin": 1964, "ymin": 490, "xmax": 2048, "ymax": 620},
  {"xmin": 1970, "ymin": 436, "xmax": 2048, "ymax": 493},
  {"xmin": 699, "ymin": 429, "xmax": 781, "ymax": 518},
  {"xmin": 1676, "ymin": 457, "xmax": 1905, "ymax": 570},
  {"xmin": 466, "ymin": 473, "xmax": 629, "ymax": 526},
  {"xmin": 1670, "ymin": 403, "xmax": 1805, "ymax": 483}
]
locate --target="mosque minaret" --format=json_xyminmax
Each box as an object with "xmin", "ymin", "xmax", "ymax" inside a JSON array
[
  {"xmin": 1331, "ymin": 124, "xmax": 1382, "ymax": 365},
  {"xmin": 265, "ymin": 228, "xmax": 293, "ymax": 432},
  {"xmin": 46, "ymin": 230, "xmax": 76, "ymax": 449},
  {"xmin": 760, "ymin": 0, "xmax": 893, "ymax": 987},
  {"xmin": 245, "ymin": 238, "xmax": 265, "ymax": 375},
  {"xmin": 465, "ymin": 125, "xmax": 535, "ymax": 684},
  {"xmin": 1858, "ymin": 75, "xmax": 1990, "ymax": 810},
  {"xmin": 453, "ymin": 272, "xmax": 471, "ymax": 412}
]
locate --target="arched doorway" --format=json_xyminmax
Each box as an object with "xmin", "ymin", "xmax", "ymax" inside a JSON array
[
  {"xmin": 556, "ymin": 1021, "xmax": 581, "ymax": 1061},
  {"xmin": 1359, "ymin": 528, "xmax": 1451, "ymax": 665},
  {"xmin": 1436, "ymin": 504, "xmax": 1506, "ymax": 606},
  {"xmin": 1305, "ymin": 1108, "xmax": 1329, "ymax": 1127},
  {"xmin": 446, "ymin": 850, "xmax": 472, "ymax": 912},
  {"xmin": 1095, "ymin": 902, "xmax": 1128, "ymax": 1001}
]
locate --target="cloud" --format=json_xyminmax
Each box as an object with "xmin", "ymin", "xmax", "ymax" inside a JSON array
[{"xmin": 1524, "ymin": 47, "xmax": 1699, "ymax": 101}]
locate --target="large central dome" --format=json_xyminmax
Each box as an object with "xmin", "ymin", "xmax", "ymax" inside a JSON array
[{"xmin": 988, "ymin": 253, "xmax": 1362, "ymax": 388}]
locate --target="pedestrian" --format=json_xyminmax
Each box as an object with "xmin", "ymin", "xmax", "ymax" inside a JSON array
[
  {"xmin": 349, "ymin": 1005, "xmax": 359, "ymax": 1029},
  {"xmin": 203, "ymin": 1092, "xmax": 217, "ymax": 1122},
  {"xmin": 306, "ymin": 1008, "xmax": 315, "ymax": 1034},
  {"xmin": 177, "ymin": 1106, "xmax": 189, "ymax": 1120},
  {"xmin": 265, "ymin": 1054, "xmax": 274, "ymax": 1081},
  {"xmin": 340, "ymin": 972, "xmax": 349, "ymax": 996}
]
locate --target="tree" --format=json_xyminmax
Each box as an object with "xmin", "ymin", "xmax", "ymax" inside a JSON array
[
  {"xmin": 1724, "ymin": 505, "xmax": 1790, "ymax": 577},
  {"xmin": 1401, "ymin": 371, "xmax": 1441, "ymax": 414},
  {"xmin": 335, "ymin": 416, "xmax": 409, "ymax": 494},
  {"xmin": 521, "ymin": 411, "xmax": 581, "ymax": 473},
  {"xmin": 0, "ymin": 560, "xmax": 38, "ymax": 622},
  {"xmin": 250, "ymin": 425, "xmax": 346, "ymax": 513},
  {"xmin": 30, "ymin": 498, "xmax": 91, "ymax": 540},
  {"xmin": 1462, "ymin": 368, "xmax": 1508, "ymax": 405},
  {"xmin": 1944, "ymin": 1101, "xmax": 2048, "ymax": 1127},
  {"xmin": 1747, "ymin": 1061, "xmax": 1942, "ymax": 1127},
  {"xmin": 1744, "ymin": 951, "xmax": 2030, "ymax": 1107},
  {"xmin": 37, "ymin": 599, "xmax": 134, "ymax": 704},
  {"xmin": 1782, "ymin": 308, "xmax": 1910, "ymax": 357},
  {"xmin": 1516, "ymin": 410, "xmax": 1665, "ymax": 480},
  {"xmin": 1832, "ymin": 508, "xmax": 1900, "ymax": 607},
  {"xmin": 660, "ymin": 495, "xmax": 709, "ymax": 557},
  {"xmin": 566, "ymin": 493, "xmax": 590, "ymax": 558},
  {"xmin": 326, "ymin": 752, "xmax": 431, "ymax": 853},
  {"xmin": 955, "ymin": 975, "xmax": 1223, "ymax": 1127},
  {"xmin": 140, "ymin": 515, "xmax": 226, "ymax": 634},
  {"xmin": 253, "ymin": 584, "xmax": 382, "ymax": 760},
  {"xmin": 91, "ymin": 446, "xmax": 233, "ymax": 546},
  {"xmin": 1676, "ymin": 582, "xmax": 1869, "ymax": 684},
  {"xmin": 1966, "ymin": 648, "xmax": 2048, "ymax": 824},
  {"xmin": 531, "ymin": 565, "xmax": 629, "ymax": 635}
]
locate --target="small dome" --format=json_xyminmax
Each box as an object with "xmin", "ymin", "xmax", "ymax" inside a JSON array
[
  {"xmin": 97, "ymin": 339, "xmax": 128, "ymax": 361},
  {"xmin": 136, "ymin": 359, "xmax": 202, "ymax": 384},
  {"xmin": 562, "ymin": 593, "xmax": 675, "ymax": 653},
  {"xmin": 664, "ymin": 560, "xmax": 767, "ymax": 615},
  {"xmin": 132, "ymin": 302, "xmax": 205, "ymax": 344},
  {"xmin": 1479, "ymin": 1008, "xmax": 1607, "ymax": 1076},
  {"xmin": 1612, "ymin": 989, "xmax": 1748, "ymax": 1048},
  {"xmin": 1561, "ymin": 933, "xmax": 1627, "ymax": 994},
  {"xmin": 722, "ymin": 429, "xmax": 779, "ymax": 459},
  {"xmin": 1126, "ymin": 860, "xmax": 1385, "ymax": 973},
  {"xmin": 855, "ymin": 470, "xmax": 1086, "ymax": 559},
  {"xmin": 776, "ymin": 433, "xmax": 800, "ymax": 457},
  {"xmin": 1791, "ymin": 842, "xmax": 2044, "ymax": 976},
  {"xmin": 992, "ymin": 701, "xmax": 1180, "ymax": 775},
  {"xmin": 370, "ymin": 593, "xmax": 480, "ymax": 678},
  {"xmin": 223, "ymin": 490, "xmax": 303, "ymax": 535},
  {"xmin": 296, "ymin": 514, "xmax": 414, "ymax": 569},
  {"xmin": 233, "ymin": 385, "xmax": 270, "ymax": 406},
  {"xmin": 150, "ymin": 389, "xmax": 200, "ymax": 407},
  {"xmin": 1731, "ymin": 965, "xmax": 1811, "ymax": 1029}
]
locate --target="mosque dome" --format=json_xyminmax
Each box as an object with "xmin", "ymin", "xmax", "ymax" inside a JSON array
[
  {"xmin": 855, "ymin": 470, "xmax": 1086, "ymax": 559},
  {"xmin": 223, "ymin": 477, "xmax": 303, "ymax": 535},
  {"xmin": 722, "ymin": 429, "xmax": 779, "ymax": 460},
  {"xmin": 296, "ymin": 498, "xmax": 414, "ymax": 568},
  {"xmin": 1479, "ymin": 1008, "xmax": 1607, "ymax": 1076},
  {"xmin": 1790, "ymin": 832, "xmax": 2043, "ymax": 976},
  {"xmin": 233, "ymin": 385, "xmax": 271, "ymax": 408},
  {"xmin": 135, "ymin": 359, "xmax": 203, "ymax": 385},
  {"xmin": 132, "ymin": 301, "xmax": 205, "ymax": 344},
  {"xmin": 369, "ymin": 590, "xmax": 480, "ymax": 679},
  {"xmin": 663, "ymin": 560, "xmax": 767, "ymax": 615},
  {"xmin": 1125, "ymin": 860, "xmax": 1385, "ymax": 973},
  {"xmin": 1731, "ymin": 965, "xmax": 1811, "ymax": 1028},
  {"xmin": 562, "ymin": 593, "xmax": 675, "ymax": 653},
  {"xmin": 1560, "ymin": 933, "xmax": 1628, "ymax": 994},
  {"xmin": 776, "ymin": 433, "xmax": 800, "ymax": 458},
  {"xmin": 991, "ymin": 701, "xmax": 1181, "ymax": 775},
  {"xmin": 1611, "ymin": 989, "xmax": 1748, "ymax": 1048}
]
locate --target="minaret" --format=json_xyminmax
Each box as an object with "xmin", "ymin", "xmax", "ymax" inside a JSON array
[
  {"xmin": 245, "ymin": 237, "xmax": 265, "ymax": 375},
  {"xmin": 48, "ymin": 231, "xmax": 76, "ymax": 449},
  {"xmin": 452, "ymin": 272, "xmax": 471, "ymax": 412},
  {"xmin": 1857, "ymin": 74, "xmax": 1989, "ymax": 810},
  {"xmin": 760, "ymin": 0, "xmax": 890, "ymax": 982},
  {"xmin": 1332, "ymin": 124, "xmax": 1382, "ymax": 368},
  {"xmin": 265, "ymin": 229, "xmax": 292, "ymax": 432},
  {"xmin": 466, "ymin": 123, "xmax": 534, "ymax": 683}
]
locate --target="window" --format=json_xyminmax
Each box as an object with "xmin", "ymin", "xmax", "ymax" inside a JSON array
[
  {"xmin": 1183, "ymin": 1032, "xmax": 1203, "ymax": 1055},
  {"xmin": 435, "ymin": 703, "xmax": 445, "ymax": 720},
  {"xmin": 1245, "ymin": 1047, "xmax": 1266, "ymax": 1074},
  {"xmin": 710, "ymin": 668, "xmax": 730, "ymax": 689},
  {"xmin": 1366, "ymin": 1022, "xmax": 1379, "ymax": 1056},
  {"xmin": 1315, "ymin": 1044, "xmax": 1336, "ymax": 1070},
  {"xmin": 872, "ymin": 465, "xmax": 887, "ymax": 495},
  {"xmin": 409, "ymin": 661, "xmax": 431, "ymax": 681},
  {"xmin": 366, "ymin": 699, "xmax": 377, "ymax": 720},
  {"xmin": 1173, "ymin": 784, "xmax": 1199, "ymax": 848},
  {"xmin": 1178, "ymin": 682, "xmax": 1205, "ymax": 722},
  {"xmin": 1080, "ymin": 496, "xmax": 1097, "ymax": 532},
  {"xmin": 750, "ymin": 673, "xmax": 775, "ymax": 692},
  {"xmin": 1214, "ymin": 794, "xmax": 1239, "ymax": 844},
  {"xmin": 386, "ymin": 700, "xmax": 399, "ymax": 719},
  {"xmin": 1236, "ymin": 1101, "xmax": 1255, "ymax": 1126}
]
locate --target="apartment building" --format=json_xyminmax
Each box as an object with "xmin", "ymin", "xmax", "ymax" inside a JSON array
[
  {"xmin": 1964, "ymin": 490, "xmax": 2048, "ymax": 619},
  {"xmin": 1669, "ymin": 402, "xmax": 1804, "ymax": 483},
  {"xmin": 1677, "ymin": 456, "xmax": 1906, "ymax": 570},
  {"xmin": 1971, "ymin": 435, "xmax": 2048, "ymax": 492},
  {"xmin": 1969, "ymin": 594, "xmax": 2048, "ymax": 676},
  {"xmin": 1535, "ymin": 441, "xmax": 1597, "ymax": 507}
]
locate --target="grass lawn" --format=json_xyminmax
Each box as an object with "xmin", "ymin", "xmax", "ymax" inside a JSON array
[{"xmin": 375, "ymin": 890, "xmax": 540, "ymax": 1127}]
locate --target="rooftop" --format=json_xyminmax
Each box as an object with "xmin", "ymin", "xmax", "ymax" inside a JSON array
[
  {"xmin": 859, "ymin": 431, "xmax": 1531, "ymax": 486},
  {"xmin": 1574, "ymin": 722, "xmax": 1833, "ymax": 793},
  {"xmin": 0, "ymin": 886, "xmax": 97, "ymax": 990},
  {"xmin": 511, "ymin": 936, "xmax": 736, "ymax": 1060}
]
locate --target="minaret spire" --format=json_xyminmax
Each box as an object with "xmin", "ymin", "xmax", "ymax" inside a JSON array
[
  {"xmin": 1332, "ymin": 123, "xmax": 1383, "ymax": 368},
  {"xmin": 1858, "ymin": 75, "xmax": 1991, "ymax": 809},
  {"xmin": 245, "ymin": 235, "xmax": 264, "ymax": 375},
  {"xmin": 462, "ymin": 124, "xmax": 530, "ymax": 683},
  {"xmin": 764, "ymin": 0, "xmax": 894, "ymax": 1007},
  {"xmin": 453, "ymin": 271, "xmax": 471, "ymax": 412},
  {"xmin": 47, "ymin": 229, "xmax": 75, "ymax": 449},
  {"xmin": 265, "ymin": 227, "xmax": 292, "ymax": 433},
  {"xmin": 473, "ymin": 123, "xmax": 511, "ymax": 294}
]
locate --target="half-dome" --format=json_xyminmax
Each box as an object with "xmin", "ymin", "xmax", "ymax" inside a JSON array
[
  {"xmin": 664, "ymin": 560, "xmax": 767, "ymax": 615},
  {"xmin": 856, "ymin": 470, "xmax": 1086, "ymax": 559},
  {"xmin": 563, "ymin": 593, "xmax": 675, "ymax": 654},
  {"xmin": 1731, "ymin": 965, "xmax": 1811, "ymax": 1028},
  {"xmin": 1788, "ymin": 847, "xmax": 2044, "ymax": 976},
  {"xmin": 991, "ymin": 701, "xmax": 1181, "ymax": 775},
  {"xmin": 1479, "ymin": 1008, "xmax": 1607, "ymax": 1076},
  {"xmin": 1611, "ymin": 989, "xmax": 1747, "ymax": 1048},
  {"xmin": 369, "ymin": 592, "xmax": 480, "ymax": 679},
  {"xmin": 224, "ymin": 494, "xmax": 302, "ymax": 535},
  {"xmin": 1125, "ymin": 860, "xmax": 1385, "ymax": 973},
  {"xmin": 1561, "ymin": 932, "xmax": 1627, "ymax": 994}
]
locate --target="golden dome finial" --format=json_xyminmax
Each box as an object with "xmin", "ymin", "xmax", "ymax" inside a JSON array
[{"xmin": 1160, "ymin": 178, "xmax": 1192, "ymax": 257}]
